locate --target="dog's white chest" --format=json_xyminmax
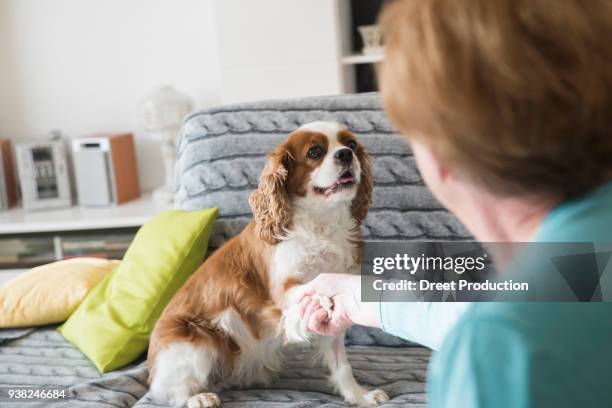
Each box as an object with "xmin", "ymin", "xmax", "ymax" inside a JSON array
[{"xmin": 272, "ymin": 207, "xmax": 359, "ymax": 285}]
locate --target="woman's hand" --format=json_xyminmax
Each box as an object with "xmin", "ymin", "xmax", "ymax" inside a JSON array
[{"xmin": 295, "ymin": 273, "xmax": 381, "ymax": 336}]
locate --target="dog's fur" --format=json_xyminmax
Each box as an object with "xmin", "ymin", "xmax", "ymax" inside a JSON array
[{"xmin": 147, "ymin": 122, "xmax": 388, "ymax": 407}]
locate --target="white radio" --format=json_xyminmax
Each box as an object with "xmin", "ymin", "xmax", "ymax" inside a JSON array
[{"xmin": 15, "ymin": 141, "xmax": 72, "ymax": 211}]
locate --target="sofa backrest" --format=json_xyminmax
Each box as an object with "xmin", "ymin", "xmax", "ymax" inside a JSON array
[{"xmin": 175, "ymin": 93, "xmax": 471, "ymax": 248}]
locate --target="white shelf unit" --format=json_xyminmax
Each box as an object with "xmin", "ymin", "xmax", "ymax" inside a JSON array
[
  {"xmin": 0, "ymin": 192, "xmax": 170, "ymax": 234},
  {"xmin": 341, "ymin": 52, "xmax": 384, "ymax": 65},
  {"xmin": 0, "ymin": 193, "xmax": 171, "ymax": 271}
]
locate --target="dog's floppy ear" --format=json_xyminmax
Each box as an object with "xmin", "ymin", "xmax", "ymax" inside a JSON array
[
  {"xmin": 351, "ymin": 142, "xmax": 373, "ymax": 226},
  {"xmin": 249, "ymin": 144, "xmax": 293, "ymax": 244}
]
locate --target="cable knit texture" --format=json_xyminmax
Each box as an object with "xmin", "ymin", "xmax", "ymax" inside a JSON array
[{"xmin": 175, "ymin": 93, "xmax": 471, "ymax": 249}]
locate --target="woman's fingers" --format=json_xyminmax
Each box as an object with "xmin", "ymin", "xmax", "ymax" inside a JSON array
[
  {"xmin": 299, "ymin": 295, "xmax": 311, "ymax": 318},
  {"xmin": 295, "ymin": 280, "xmax": 317, "ymax": 305},
  {"xmin": 309, "ymin": 308, "xmax": 335, "ymax": 335},
  {"xmin": 295, "ymin": 274, "xmax": 337, "ymax": 305},
  {"xmin": 301, "ymin": 297, "xmax": 320, "ymax": 332},
  {"xmin": 300, "ymin": 296, "xmax": 339, "ymax": 336}
]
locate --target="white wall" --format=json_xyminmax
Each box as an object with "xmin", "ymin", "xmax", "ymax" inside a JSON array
[
  {"xmin": 213, "ymin": 0, "xmax": 350, "ymax": 104},
  {"xmin": 0, "ymin": 0, "xmax": 221, "ymax": 191}
]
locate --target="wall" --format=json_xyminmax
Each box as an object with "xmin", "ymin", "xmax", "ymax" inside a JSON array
[
  {"xmin": 0, "ymin": 0, "xmax": 221, "ymax": 191},
  {"xmin": 213, "ymin": 0, "xmax": 351, "ymax": 104}
]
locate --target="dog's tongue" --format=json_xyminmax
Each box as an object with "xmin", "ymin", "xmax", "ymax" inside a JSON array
[
  {"xmin": 317, "ymin": 173, "xmax": 354, "ymax": 196},
  {"xmin": 339, "ymin": 174, "xmax": 354, "ymax": 184}
]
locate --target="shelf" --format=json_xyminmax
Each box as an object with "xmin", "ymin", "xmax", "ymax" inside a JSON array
[
  {"xmin": 0, "ymin": 192, "xmax": 172, "ymax": 234},
  {"xmin": 0, "ymin": 269, "xmax": 27, "ymax": 285},
  {"xmin": 341, "ymin": 52, "xmax": 384, "ymax": 65}
]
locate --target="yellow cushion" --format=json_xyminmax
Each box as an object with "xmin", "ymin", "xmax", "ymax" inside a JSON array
[{"xmin": 0, "ymin": 258, "xmax": 119, "ymax": 328}]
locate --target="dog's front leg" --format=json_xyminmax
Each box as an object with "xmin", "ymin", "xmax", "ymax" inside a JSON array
[
  {"xmin": 319, "ymin": 334, "xmax": 389, "ymax": 406},
  {"xmin": 283, "ymin": 287, "xmax": 336, "ymax": 343},
  {"xmin": 282, "ymin": 285, "xmax": 323, "ymax": 343}
]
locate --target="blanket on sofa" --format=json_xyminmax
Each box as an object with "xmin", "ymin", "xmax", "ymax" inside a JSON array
[{"xmin": 0, "ymin": 327, "xmax": 429, "ymax": 407}]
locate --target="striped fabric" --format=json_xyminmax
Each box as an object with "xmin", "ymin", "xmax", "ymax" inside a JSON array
[{"xmin": 0, "ymin": 327, "xmax": 429, "ymax": 407}]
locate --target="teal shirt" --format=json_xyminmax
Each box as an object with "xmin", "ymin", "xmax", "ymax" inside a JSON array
[{"xmin": 427, "ymin": 182, "xmax": 612, "ymax": 408}]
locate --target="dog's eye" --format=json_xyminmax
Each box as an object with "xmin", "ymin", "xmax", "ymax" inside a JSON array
[
  {"xmin": 346, "ymin": 140, "xmax": 357, "ymax": 151},
  {"xmin": 307, "ymin": 145, "xmax": 323, "ymax": 159}
]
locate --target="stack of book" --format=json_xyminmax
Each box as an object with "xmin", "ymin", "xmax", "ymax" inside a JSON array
[
  {"xmin": 0, "ymin": 233, "xmax": 135, "ymax": 269},
  {"xmin": 0, "ymin": 238, "xmax": 56, "ymax": 268},
  {"xmin": 61, "ymin": 233, "xmax": 134, "ymax": 260}
]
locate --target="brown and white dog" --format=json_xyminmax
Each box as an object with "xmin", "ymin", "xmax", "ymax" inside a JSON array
[{"xmin": 147, "ymin": 122, "xmax": 388, "ymax": 407}]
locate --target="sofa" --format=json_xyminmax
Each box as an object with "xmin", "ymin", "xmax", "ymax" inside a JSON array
[{"xmin": 0, "ymin": 93, "xmax": 471, "ymax": 407}]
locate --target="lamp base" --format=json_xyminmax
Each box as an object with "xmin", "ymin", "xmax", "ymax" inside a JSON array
[{"xmin": 153, "ymin": 185, "xmax": 174, "ymax": 204}]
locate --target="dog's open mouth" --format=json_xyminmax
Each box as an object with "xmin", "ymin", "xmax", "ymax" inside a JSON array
[{"xmin": 313, "ymin": 170, "xmax": 355, "ymax": 196}]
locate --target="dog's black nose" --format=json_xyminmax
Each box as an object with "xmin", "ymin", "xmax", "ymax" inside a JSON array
[{"xmin": 334, "ymin": 148, "xmax": 353, "ymax": 164}]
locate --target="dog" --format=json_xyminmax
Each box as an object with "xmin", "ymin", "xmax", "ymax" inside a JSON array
[{"xmin": 147, "ymin": 121, "xmax": 388, "ymax": 407}]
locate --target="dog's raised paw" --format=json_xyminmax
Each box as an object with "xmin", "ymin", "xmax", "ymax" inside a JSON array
[
  {"xmin": 315, "ymin": 294, "xmax": 333, "ymax": 320},
  {"xmin": 361, "ymin": 389, "xmax": 390, "ymax": 406},
  {"xmin": 187, "ymin": 393, "xmax": 221, "ymax": 408}
]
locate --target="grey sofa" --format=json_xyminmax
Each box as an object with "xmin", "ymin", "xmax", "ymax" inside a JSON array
[{"xmin": 0, "ymin": 93, "xmax": 470, "ymax": 407}]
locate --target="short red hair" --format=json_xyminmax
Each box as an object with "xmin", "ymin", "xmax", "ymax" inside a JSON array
[{"xmin": 380, "ymin": 0, "xmax": 612, "ymax": 198}]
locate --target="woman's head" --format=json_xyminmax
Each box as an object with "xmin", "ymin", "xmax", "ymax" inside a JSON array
[{"xmin": 379, "ymin": 0, "xmax": 612, "ymax": 201}]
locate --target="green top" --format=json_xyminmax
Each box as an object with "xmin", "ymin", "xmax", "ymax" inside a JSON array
[{"xmin": 428, "ymin": 182, "xmax": 612, "ymax": 408}]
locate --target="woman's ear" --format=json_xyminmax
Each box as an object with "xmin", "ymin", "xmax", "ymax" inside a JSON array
[
  {"xmin": 249, "ymin": 144, "xmax": 293, "ymax": 244},
  {"xmin": 412, "ymin": 141, "xmax": 449, "ymax": 184},
  {"xmin": 411, "ymin": 141, "xmax": 454, "ymax": 207},
  {"xmin": 351, "ymin": 143, "xmax": 373, "ymax": 226}
]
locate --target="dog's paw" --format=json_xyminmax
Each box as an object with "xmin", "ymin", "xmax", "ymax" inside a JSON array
[
  {"xmin": 187, "ymin": 393, "xmax": 221, "ymax": 408},
  {"xmin": 347, "ymin": 389, "xmax": 390, "ymax": 406},
  {"xmin": 363, "ymin": 389, "xmax": 389, "ymax": 405},
  {"xmin": 314, "ymin": 294, "xmax": 333, "ymax": 320},
  {"xmin": 283, "ymin": 310, "xmax": 313, "ymax": 344}
]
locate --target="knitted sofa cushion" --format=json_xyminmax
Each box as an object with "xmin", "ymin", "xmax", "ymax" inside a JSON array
[{"xmin": 175, "ymin": 93, "xmax": 470, "ymax": 248}]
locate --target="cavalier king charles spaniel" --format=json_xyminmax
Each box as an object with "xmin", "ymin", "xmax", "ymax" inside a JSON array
[{"xmin": 147, "ymin": 121, "xmax": 388, "ymax": 407}]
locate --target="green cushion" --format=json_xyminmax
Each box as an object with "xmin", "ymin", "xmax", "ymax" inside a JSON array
[{"xmin": 59, "ymin": 208, "xmax": 218, "ymax": 372}]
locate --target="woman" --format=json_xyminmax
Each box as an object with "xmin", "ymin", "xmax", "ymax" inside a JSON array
[{"xmin": 297, "ymin": 0, "xmax": 612, "ymax": 407}]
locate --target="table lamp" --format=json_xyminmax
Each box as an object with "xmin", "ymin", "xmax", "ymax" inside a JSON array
[{"xmin": 140, "ymin": 86, "xmax": 193, "ymax": 203}]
